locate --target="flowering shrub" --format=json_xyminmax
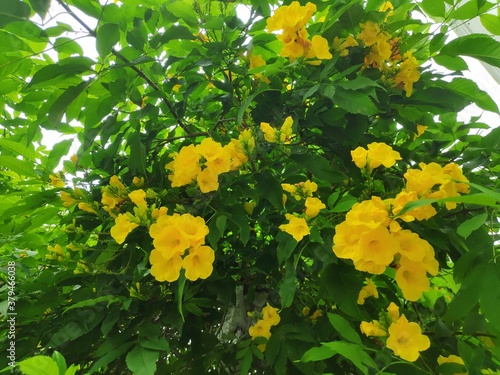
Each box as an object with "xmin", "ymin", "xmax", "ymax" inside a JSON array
[{"xmin": 1, "ymin": 0, "xmax": 499, "ymax": 374}]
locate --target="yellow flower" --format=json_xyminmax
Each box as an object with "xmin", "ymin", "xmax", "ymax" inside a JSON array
[
  {"xmin": 345, "ymin": 197, "xmax": 390, "ymax": 229},
  {"xmin": 149, "ymin": 249, "xmax": 182, "ymax": 282},
  {"xmin": 305, "ymin": 197, "xmax": 326, "ymax": 218},
  {"xmin": 387, "ymin": 302, "xmax": 400, "ymax": 322},
  {"xmin": 395, "ymin": 256, "xmax": 431, "ymax": 301},
  {"xmin": 109, "ymin": 175, "xmax": 126, "ymax": 191},
  {"xmin": 205, "ymin": 149, "xmax": 232, "ymax": 175},
  {"xmin": 260, "ymin": 122, "xmax": 277, "ymax": 143},
  {"xmin": 128, "ymin": 189, "xmax": 147, "ymax": 207},
  {"xmin": 366, "ymin": 142, "xmax": 402, "ymax": 169},
  {"xmin": 151, "ymin": 206, "xmax": 168, "ymax": 220},
  {"xmin": 351, "ymin": 146, "xmax": 368, "ymax": 169},
  {"xmin": 279, "ymin": 116, "xmax": 294, "ymax": 143},
  {"xmin": 392, "ymin": 190, "xmax": 437, "ymax": 222},
  {"xmin": 110, "ymin": 213, "xmax": 139, "ymax": 244},
  {"xmin": 152, "ymin": 225, "xmax": 190, "ymax": 258},
  {"xmin": 310, "ymin": 309, "xmax": 323, "ymax": 320},
  {"xmin": 307, "ymin": 35, "xmax": 332, "ymax": 60},
  {"xmin": 413, "ymin": 124, "xmax": 428, "ymax": 140},
  {"xmin": 360, "ymin": 320, "xmax": 387, "ymax": 337},
  {"xmin": 279, "ymin": 214, "xmax": 310, "ymax": 242},
  {"xmin": 243, "ymin": 201, "xmax": 255, "ymax": 215},
  {"xmin": 261, "ymin": 303, "xmax": 281, "ymax": 326},
  {"xmin": 437, "ymin": 355, "xmax": 467, "ymax": 375},
  {"xmin": 357, "ymin": 278, "xmax": 379, "ymax": 304},
  {"xmin": 357, "ymin": 21, "xmax": 381, "ymax": 46},
  {"xmin": 443, "ymin": 163, "xmax": 470, "ymax": 194},
  {"xmin": 302, "ymin": 180, "xmax": 318, "ymax": 197},
  {"xmin": 60, "ymin": 191, "xmax": 79, "ymax": 208},
  {"xmin": 78, "ymin": 202, "xmax": 97, "ymax": 214},
  {"xmin": 393, "ymin": 229, "xmax": 430, "ymax": 262},
  {"xmin": 332, "ymin": 222, "xmax": 370, "ymax": 260},
  {"xmin": 182, "ymin": 245, "xmax": 215, "ymax": 281},
  {"xmin": 49, "ymin": 174, "xmax": 65, "ymax": 188},
  {"xmin": 70, "ymin": 154, "xmax": 78, "ymax": 164},
  {"xmin": 249, "ymin": 54, "xmax": 270, "ymax": 83},
  {"xmin": 238, "ymin": 129, "xmax": 255, "ymax": 154},
  {"xmin": 379, "ymin": 1, "xmax": 394, "ymax": 20},
  {"xmin": 101, "ymin": 192, "xmax": 125, "ymax": 210},
  {"xmin": 132, "ymin": 176, "xmax": 144, "ymax": 187},
  {"xmin": 249, "ymin": 319, "xmax": 272, "ymax": 340},
  {"xmin": 364, "ymin": 32, "xmax": 392, "ymax": 68},
  {"xmin": 394, "ymin": 51, "xmax": 420, "ymax": 97},
  {"xmin": 386, "ymin": 315, "xmax": 430, "ymax": 362},
  {"xmin": 167, "ymin": 144, "xmax": 201, "ymax": 187},
  {"xmin": 196, "ymin": 138, "xmax": 223, "ymax": 162},
  {"xmin": 355, "ymin": 225, "xmax": 399, "ymax": 269},
  {"xmin": 197, "ymin": 168, "xmax": 219, "ymax": 193},
  {"xmin": 176, "ymin": 214, "xmax": 209, "ymax": 248}
]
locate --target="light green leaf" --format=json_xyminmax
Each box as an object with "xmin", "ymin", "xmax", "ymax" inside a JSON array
[
  {"xmin": 0, "ymin": 139, "xmax": 37, "ymax": 160},
  {"xmin": 449, "ymin": 1, "xmax": 477, "ymax": 20},
  {"xmin": 45, "ymin": 139, "xmax": 73, "ymax": 172},
  {"xmin": 433, "ymin": 55, "xmax": 468, "ymax": 71},
  {"xmin": 96, "ymin": 23, "xmax": 120, "ymax": 58},
  {"xmin": 480, "ymin": 14, "xmax": 500, "ymax": 36},
  {"xmin": 18, "ymin": 356, "xmax": 59, "ymax": 375},
  {"xmin": 300, "ymin": 345, "xmax": 337, "ymax": 362},
  {"xmin": 165, "ymin": 1, "xmax": 198, "ymax": 26},
  {"xmin": 51, "ymin": 351, "xmax": 66, "ymax": 375},
  {"xmin": 0, "ymin": 156, "xmax": 37, "ymax": 178},
  {"xmin": 127, "ymin": 132, "xmax": 147, "ymax": 176},
  {"xmin": 441, "ymin": 34, "xmax": 500, "ymax": 68},
  {"xmin": 64, "ymin": 365, "xmax": 80, "ymax": 375},
  {"xmin": 0, "ymin": 0, "xmax": 31, "ymax": 28},
  {"xmin": 420, "ymin": 0, "xmax": 445, "ymax": 18},
  {"xmin": 29, "ymin": 0, "xmax": 51, "ymax": 20},
  {"xmin": 63, "ymin": 296, "xmax": 124, "ymax": 313},
  {"xmin": 28, "ymin": 57, "xmax": 95, "ymax": 87},
  {"xmin": 125, "ymin": 346, "xmax": 159, "ymax": 375},
  {"xmin": 457, "ymin": 213, "xmax": 488, "ymax": 239},
  {"xmin": 327, "ymin": 313, "xmax": 362, "ymax": 345},
  {"xmin": 0, "ymin": 30, "xmax": 33, "ymax": 53}
]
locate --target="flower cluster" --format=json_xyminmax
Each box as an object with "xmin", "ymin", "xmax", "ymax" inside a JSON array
[
  {"xmin": 101, "ymin": 175, "xmax": 129, "ymax": 216},
  {"xmin": 166, "ymin": 131, "xmax": 254, "ymax": 193},
  {"xmin": 248, "ymin": 303, "xmax": 281, "ymax": 351},
  {"xmin": 356, "ymin": 2, "xmax": 421, "ymax": 96},
  {"xmin": 279, "ymin": 179, "xmax": 326, "ymax": 242},
  {"xmin": 351, "ymin": 142, "xmax": 402, "ymax": 171},
  {"xmin": 260, "ymin": 116, "xmax": 295, "ymax": 144},
  {"xmin": 266, "ymin": 1, "xmax": 332, "ymax": 61},
  {"xmin": 361, "ymin": 303, "xmax": 430, "ymax": 362},
  {"xmin": 45, "ymin": 244, "xmax": 68, "ymax": 262},
  {"xmin": 149, "ymin": 212, "xmax": 214, "ymax": 282},
  {"xmin": 333, "ymin": 195, "xmax": 439, "ymax": 301}
]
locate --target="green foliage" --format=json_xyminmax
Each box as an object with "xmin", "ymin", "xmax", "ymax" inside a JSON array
[{"xmin": 1, "ymin": 0, "xmax": 499, "ymax": 374}]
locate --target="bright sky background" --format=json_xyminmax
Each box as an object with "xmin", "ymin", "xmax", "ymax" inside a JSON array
[{"xmin": 38, "ymin": 1, "xmax": 500, "ymax": 166}]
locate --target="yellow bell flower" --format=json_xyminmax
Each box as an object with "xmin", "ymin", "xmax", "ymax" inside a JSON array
[
  {"xmin": 386, "ymin": 315, "xmax": 430, "ymax": 362},
  {"xmin": 149, "ymin": 249, "xmax": 182, "ymax": 282},
  {"xmin": 279, "ymin": 214, "xmax": 310, "ymax": 242},
  {"xmin": 110, "ymin": 213, "xmax": 139, "ymax": 244},
  {"xmin": 181, "ymin": 245, "xmax": 215, "ymax": 281},
  {"xmin": 261, "ymin": 303, "xmax": 281, "ymax": 326}
]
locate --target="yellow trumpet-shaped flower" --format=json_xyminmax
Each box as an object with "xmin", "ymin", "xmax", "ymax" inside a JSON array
[
  {"xmin": 279, "ymin": 214, "xmax": 310, "ymax": 242},
  {"xmin": 181, "ymin": 245, "xmax": 215, "ymax": 281},
  {"xmin": 110, "ymin": 213, "xmax": 139, "ymax": 244},
  {"xmin": 261, "ymin": 303, "xmax": 281, "ymax": 326},
  {"xmin": 386, "ymin": 315, "xmax": 430, "ymax": 362}
]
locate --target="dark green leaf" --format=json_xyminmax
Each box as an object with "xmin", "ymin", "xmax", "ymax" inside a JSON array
[
  {"xmin": 125, "ymin": 346, "xmax": 159, "ymax": 375},
  {"xmin": 28, "ymin": 0, "xmax": 51, "ymax": 20},
  {"xmin": 96, "ymin": 23, "xmax": 120, "ymax": 58},
  {"xmin": 289, "ymin": 153, "xmax": 343, "ymax": 184},
  {"xmin": 46, "ymin": 139, "xmax": 73, "ymax": 172},
  {"xmin": 28, "ymin": 57, "xmax": 95, "ymax": 87},
  {"xmin": 333, "ymin": 87, "xmax": 379, "ymax": 116},
  {"xmin": 279, "ymin": 261, "xmax": 297, "ymax": 308},
  {"xmin": 255, "ymin": 171, "xmax": 283, "ymax": 209},
  {"xmin": 48, "ymin": 82, "xmax": 90, "ymax": 126},
  {"xmin": 435, "ymin": 78, "xmax": 498, "ymax": 113},
  {"xmin": 0, "ymin": 0, "xmax": 30, "ymax": 27},
  {"xmin": 327, "ymin": 313, "xmax": 362, "ymax": 344}
]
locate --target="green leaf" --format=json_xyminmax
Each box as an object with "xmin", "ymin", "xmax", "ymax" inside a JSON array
[
  {"xmin": 276, "ymin": 231, "xmax": 297, "ymax": 265},
  {"xmin": 18, "ymin": 356, "xmax": 59, "ymax": 375},
  {"xmin": 177, "ymin": 271, "xmax": 186, "ymax": 322},
  {"xmin": 332, "ymin": 197, "xmax": 358, "ymax": 213},
  {"xmin": 255, "ymin": 171, "xmax": 283, "ymax": 209},
  {"xmin": 300, "ymin": 345, "xmax": 337, "ymax": 362},
  {"xmin": 48, "ymin": 82, "xmax": 90, "ymax": 126},
  {"xmin": 279, "ymin": 261, "xmax": 297, "ymax": 308},
  {"xmin": 127, "ymin": 132, "xmax": 148, "ymax": 177},
  {"xmin": 0, "ymin": 156, "xmax": 37, "ymax": 178},
  {"xmin": 420, "ymin": 0, "xmax": 445, "ymax": 18},
  {"xmin": 64, "ymin": 365, "xmax": 80, "ymax": 375},
  {"xmin": 28, "ymin": 0, "xmax": 51, "ymax": 20},
  {"xmin": 327, "ymin": 313, "xmax": 362, "ymax": 345},
  {"xmin": 480, "ymin": 14, "xmax": 500, "ymax": 35},
  {"xmin": 125, "ymin": 346, "xmax": 159, "ymax": 375},
  {"xmin": 46, "ymin": 139, "xmax": 73, "ymax": 172},
  {"xmin": 441, "ymin": 34, "xmax": 500, "ymax": 68},
  {"xmin": 28, "ymin": 57, "xmax": 95, "ymax": 87},
  {"xmin": 63, "ymin": 296, "xmax": 124, "ymax": 313},
  {"xmin": 433, "ymin": 55, "xmax": 468, "ymax": 71},
  {"xmin": 96, "ymin": 23, "xmax": 120, "ymax": 58},
  {"xmin": 0, "ymin": 30, "xmax": 33, "ymax": 53},
  {"xmin": 333, "ymin": 87, "xmax": 379, "ymax": 116},
  {"xmin": 0, "ymin": 139, "xmax": 37, "ymax": 160},
  {"xmin": 0, "ymin": 0, "xmax": 30, "ymax": 28},
  {"xmin": 289, "ymin": 154, "xmax": 343, "ymax": 184},
  {"xmin": 165, "ymin": 1, "xmax": 198, "ymax": 26},
  {"xmin": 435, "ymin": 78, "xmax": 498, "ymax": 113},
  {"xmin": 51, "ymin": 351, "xmax": 67, "ymax": 375},
  {"xmin": 457, "ymin": 213, "xmax": 488, "ymax": 239}
]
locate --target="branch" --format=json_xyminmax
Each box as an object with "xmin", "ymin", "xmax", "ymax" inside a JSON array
[{"xmin": 55, "ymin": 0, "xmax": 192, "ymax": 135}]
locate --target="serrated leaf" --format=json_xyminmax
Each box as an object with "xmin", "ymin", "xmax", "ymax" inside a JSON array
[
  {"xmin": 0, "ymin": 139, "xmax": 37, "ymax": 160},
  {"xmin": 435, "ymin": 78, "xmax": 498, "ymax": 113},
  {"xmin": 333, "ymin": 87, "xmax": 379, "ymax": 116},
  {"xmin": 18, "ymin": 356, "xmax": 59, "ymax": 375},
  {"xmin": 441, "ymin": 34, "xmax": 500, "ymax": 68},
  {"xmin": 457, "ymin": 213, "xmax": 488, "ymax": 239}
]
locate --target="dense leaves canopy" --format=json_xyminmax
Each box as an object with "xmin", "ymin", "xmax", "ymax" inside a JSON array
[{"xmin": 1, "ymin": 0, "xmax": 500, "ymax": 374}]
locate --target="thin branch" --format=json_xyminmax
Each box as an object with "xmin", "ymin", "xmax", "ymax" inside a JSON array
[{"xmin": 55, "ymin": 0, "xmax": 193, "ymax": 135}]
